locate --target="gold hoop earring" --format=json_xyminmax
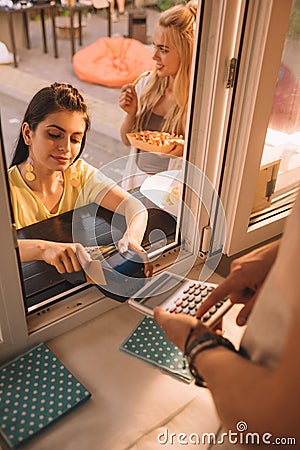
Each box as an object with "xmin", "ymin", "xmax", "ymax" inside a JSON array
[
  {"xmin": 25, "ymin": 157, "xmax": 36, "ymax": 182},
  {"xmin": 70, "ymin": 164, "xmax": 79, "ymax": 187}
]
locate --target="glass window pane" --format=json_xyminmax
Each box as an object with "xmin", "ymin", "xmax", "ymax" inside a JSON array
[{"xmin": 252, "ymin": 0, "xmax": 300, "ymax": 214}]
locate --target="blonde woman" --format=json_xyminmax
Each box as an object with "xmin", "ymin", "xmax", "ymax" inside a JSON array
[{"xmin": 119, "ymin": 1, "xmax": 197, "ymax": 190}]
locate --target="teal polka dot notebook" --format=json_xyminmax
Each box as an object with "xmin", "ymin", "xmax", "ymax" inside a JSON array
[
  {"xmin": 120, "ymin": 317, "xmax": 193, "ymax": 383},
  {"xmin": 0, "ymin": 343, "xmax": 91, "ymax": 448}
]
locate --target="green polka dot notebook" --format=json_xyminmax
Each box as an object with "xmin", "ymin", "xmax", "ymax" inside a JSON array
[
  {"xmin": 120, "ymin": 317, "xmax": 193, "ymax": 383},
  {"xmin": 0, "ymin": 343, "xmax": 91, "ymax": 448}
]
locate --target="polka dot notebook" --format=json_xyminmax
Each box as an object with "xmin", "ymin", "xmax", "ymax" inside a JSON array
[
  {"xmin": 0, "ymin": 343, "xmax": 91, "ymax": 448},
  {"xmin": 120, "ymin": 317, "xmax": 193, "ymax": 383}
]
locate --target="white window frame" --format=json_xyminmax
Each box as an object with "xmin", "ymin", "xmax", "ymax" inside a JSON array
[
  {"xmin": 219, "ymin": 0, "xmax": 295, "ymax": 255},
  {"xmin": 0, "ymin": 147, "xmax": 28, "ymax": 360},
  {"xmin": 181, "ymin": 0, "xmax": 247, "ymax": 265}
]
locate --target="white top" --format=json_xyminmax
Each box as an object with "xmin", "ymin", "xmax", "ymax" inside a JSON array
[
  {"xmin": 242, "ymin": 191, "xmax": 299, "ymax": 365},
  {"xmin": 8, "ymin": 159, "xmax": 115, "ymax": 229}
]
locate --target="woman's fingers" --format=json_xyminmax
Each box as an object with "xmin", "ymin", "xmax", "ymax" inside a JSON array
[
  {"xmin": 46, "ymin": 243, "xmax": 89, "ymax": 274},
  {"xmin": 119, "ymin": 85, "xmax": 136, "ymax": 110},
  {"xmin": 55, "ymin": 247, "xmax": 80, "ymax": 273},
  {"xmin": 144, "ymin": 261, "xmax": 153, "ymax": 278},
  {"xmin": 52, "ymin": 256, "xmax": 68, "ymax": 274},
  {"xmin": 168, "ymin": 143, "xmax": 184, "ymax": 157},
  {"xmin": 120, "ymin": 239, "xmax": 153, "ymax": 278},
  {"xmin": 118, "ymin": 236, "xmax": 129, "ymax": 254},
  {"xmin": 75, "ymin": 244, "xmax": 92, "ymax": 268},
  {"xmin": 136, "ymin": 249, "xmax": 153, "ymax": 278}
]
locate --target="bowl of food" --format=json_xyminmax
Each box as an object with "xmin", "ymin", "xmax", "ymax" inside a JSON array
[
  {"xmin": 140, "ymin": 170, "xmax": 183, "ymax": 216},
  {"xmin": 127, "ymin": 130, "xmax": 184, "ymax": 153}
]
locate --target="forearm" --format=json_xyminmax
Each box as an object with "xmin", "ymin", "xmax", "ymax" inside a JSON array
[
  {"xmin": 123, "ymin": 195, "xmax": 148, "ymax": 243},
  {"xmin": 18, "ymin": 239, "xmax": 47, "ymax": 262},
  {"xmin": 193, "ymin": 344, "xmax": 289, "ymax": 435},
  {"xmin": 18, "ymin": 239, "xmax": 86, "ymax": 273},
  {"xmin": 120, "ymin": 113, "xmax": 136, "ymax": 145},
  {"xmin": 97, "ymin": 186, "xmax": 148, "ymax": 248}
]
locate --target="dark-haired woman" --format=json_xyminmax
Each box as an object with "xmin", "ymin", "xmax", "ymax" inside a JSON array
[{"xmin": 8, "ymin": 83, "xmax": 149, "ymax": 275}]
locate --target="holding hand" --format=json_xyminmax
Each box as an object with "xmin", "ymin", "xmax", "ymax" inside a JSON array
[
  {"xmin": 118, "ymin": 231, "xmax": 153, "ymax": 278},
  {"xmin": 163, "ymin": 141, "xmax": 184, "ymax": 158},
  {"xmin": 119, "ymin": 84, "xmax": 138, "ymax": 116},
  {"xmin": 19, "ymin": 239, "xmax": 91, "ymax": 274},
  {"xmin": 154, "ymin": 307, "xmax": 209, "ymax": 352},
  {"xmin": 42, "ymin": 242, "xmax": 88, "ymax": 273}
]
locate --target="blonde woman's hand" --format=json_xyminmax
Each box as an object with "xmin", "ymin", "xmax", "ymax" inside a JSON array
[
  {"xmin": 119, "ymin": 84, "xmax": 138, "ymax": 116},
  {"xmin": 164, "ymin": 141, "xmax": 184, "ymax": 157}
]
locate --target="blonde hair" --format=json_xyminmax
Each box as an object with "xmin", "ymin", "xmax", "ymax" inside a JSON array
[{"xmin": 135, "ymin": 1, "xmax": 197, "ymax": 136}]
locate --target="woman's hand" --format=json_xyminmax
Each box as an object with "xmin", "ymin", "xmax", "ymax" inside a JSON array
[
  {"xmin": 18, "ymin": 239, "xmax": 91, "ymax": 274},
  {"xmin": 164, "ymin": 141, "xmax": 184, "ymax": 157},
  {"xmin": 97, "ymin": 185, "xmax": 151, "ymax": 276},
  {"xmin": 119, "ymin": 84, "xmax": 138, "ymax": 145},
  {"xmin": 196, "ymin": 240, "xmax": 280, "ymax": 326},
  {"xmin": 118, "ymin": 202, "xmax": 153, "ymax": 278},
  {"xmin": 118, "ymin": 231, "xmax": 153, "ymax": 278},
  {"xmin": 119, "ymin": 84, "xmax": 138, "ymax": 116},
  {"xmin": 118, "ymin": 229, "xmax": 144, "ymax": 254},
  {"xmin": 41, "ymin": 242, "xmax": 92, "ymax": 274}
]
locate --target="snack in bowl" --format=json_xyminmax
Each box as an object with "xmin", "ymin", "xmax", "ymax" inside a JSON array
[{"xmin": 126, "ymin": 130, "xmax": 184, "ymax": 153}]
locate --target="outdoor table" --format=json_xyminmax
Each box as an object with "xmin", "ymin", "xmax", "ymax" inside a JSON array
[
  {"xmin": 58, "ymin": 2, "xmax": 111, "ymax": 57},
  {"xmin": 3, "ymin": 1, "xmax": 58, "ymax": 68}
]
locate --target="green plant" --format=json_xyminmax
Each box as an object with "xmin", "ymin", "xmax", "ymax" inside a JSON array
[
  {"xmin": 56, "ymin": 7, "xmax": 71, "ymax": 16},
  {"xmin": 287, "ymin": 0, "xmax": 300, "ymax": 40},
  {"xmin": 156, "ymin": 0, "xmax": 185, "ymax": 12},
  {"xmin": 156, "ymin": 0, "xmax": 171, "ymax": 11}
]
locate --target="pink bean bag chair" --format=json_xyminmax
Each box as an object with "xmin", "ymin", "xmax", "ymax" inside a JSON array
[{"xmin": 73, "ymin": 36, "xmax": 154, "ymax": 88}]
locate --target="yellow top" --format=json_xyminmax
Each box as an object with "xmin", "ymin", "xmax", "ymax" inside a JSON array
[{"xmin": 8, "ymin": 159, "xmax": 115, "ymax": 229}]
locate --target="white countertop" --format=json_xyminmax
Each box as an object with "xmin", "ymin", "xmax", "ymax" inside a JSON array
[{"xmin": 1, "ymin": 268, "xmax": 245, "ymax": 450}]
